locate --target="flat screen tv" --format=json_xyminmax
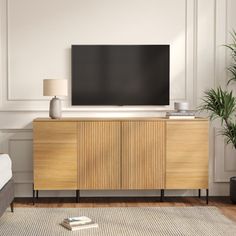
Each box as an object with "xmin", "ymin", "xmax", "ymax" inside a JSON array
[{"xmin": 72, "ymin": 45, "xmax": 169, "ymax": 105}]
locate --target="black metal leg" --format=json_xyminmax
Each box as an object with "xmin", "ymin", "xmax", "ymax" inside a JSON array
[
  {"xmin": 160, "ymin": 189, "xmax": 164, "ymax": 202},
  {"xmin": 33, "ymin": 185, "xmax": 35, "ymax": 205},
  {"xmin": 36, "ymin": 190, "xmax": 39, "ymax": 199},
  {"xmin": 76, "ymin": 190, "xmax": 80, "ymax": 203},
  {"xmin": 206, "ymin": 189, "xmax": 209, "ymax": 204},
  {"xmin": 10, "ymin": 200, "xmax": 14, "ymax": 213},
  {"xmin": 198, "ymin": 189, "xmax": 201, "ymax": 198}
]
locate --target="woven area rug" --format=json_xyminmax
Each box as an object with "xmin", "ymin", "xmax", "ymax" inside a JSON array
[{"xmin": 0, "ymin": 207, "xmax": 236, "ymax": 236}]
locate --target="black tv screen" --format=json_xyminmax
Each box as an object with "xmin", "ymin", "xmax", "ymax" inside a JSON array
[{"xmin": 72, "ymin": 45, "xmax": 169, "ymax": 105}]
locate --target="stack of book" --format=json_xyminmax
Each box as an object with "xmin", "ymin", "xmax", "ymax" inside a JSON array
[
  {"xmin": 61, "ymin": 216, "xmax": 98, "ymax": 231},
  {"xmin": 166, "ymin": 111, "xmax": 196, "ymax": 119}
]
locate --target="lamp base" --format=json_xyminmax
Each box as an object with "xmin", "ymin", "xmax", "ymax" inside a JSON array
[{"xmin": 49, "ymin": 97, "xmax": 61, "ymax": 119}]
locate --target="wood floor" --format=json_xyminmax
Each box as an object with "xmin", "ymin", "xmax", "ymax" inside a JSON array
[{"xmin": 14, "ymin": 197, "xmax": 236, "ymax": 223}]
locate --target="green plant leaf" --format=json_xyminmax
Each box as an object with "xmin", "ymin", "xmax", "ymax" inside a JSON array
[
  {"xmin": 198, "ymin": 87, "xmax": 236, "ymax": 123},
  {"xmin": 225, "ymin": 30, "xmax": 236, "ymax": 84},
  {"xmin": 221, "ymin": 123, "xmax": 236, "ymax": 149}
]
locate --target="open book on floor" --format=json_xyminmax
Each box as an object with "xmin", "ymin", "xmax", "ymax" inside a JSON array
[{"xmin": 61, "ymin": 216, "xmax": 98, "ymax": 231}]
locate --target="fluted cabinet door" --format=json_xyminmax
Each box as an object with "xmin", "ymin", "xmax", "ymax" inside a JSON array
[
  {"xmin": 77, "ymin": 121, "xmax": 121, "ymax": 189},
  {"xmin": 122, "ymin": 121, "xmax": 165, "ymax": 189}
]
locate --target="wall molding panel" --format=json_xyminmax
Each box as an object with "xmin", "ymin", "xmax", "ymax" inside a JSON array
[
  {"xmin": 214, "ymin": 127, "xmax": 236, "ymax": 182},
  {"xmin": 0, "ymin": 129, "xmax": 33, "ymax": 186},
  {"xmin": 1, "ymin": 0, "xmax": 191, "ymax": 111},
  {"xmin": 212, "ymin": 0, "xmax": 236, "ymax": 185},
  {"xmin": 0, "ymin": 0, "xmax": 236, "ymax": 196}
]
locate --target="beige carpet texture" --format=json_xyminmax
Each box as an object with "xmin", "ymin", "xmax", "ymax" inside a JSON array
[{"xmin": 0, "ymin": 207, "xmax": 235, "ymax": 236}]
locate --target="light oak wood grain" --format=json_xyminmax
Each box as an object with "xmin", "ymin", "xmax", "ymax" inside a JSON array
[
  {"xmin": 166, "ymin": 121, "xmax": 209, "ymax": 189},
  {"xmin": 34, "ymin": 118, "xmax": 208, "ymax": 122},
  {"xmin": 33, "ymin": 121, "xmax": 77, "ymax": 190},
  {"xmin": 122, "ymin": 121, "xmax": 165, "ymax": 189},
  {"xmin": 33, "ymin": 119, "xmax": 209, "ymax": 192},
  {"xmin": 34, "ymin": 121, "xmax": 77, "ymax": 143},
  {"xmin": 77, "ymin": 121, "xmax": 121, "ymax": 189},
  {"xmin": 34, "ymin": 143, "xmax": 77, "ymax": 190}
]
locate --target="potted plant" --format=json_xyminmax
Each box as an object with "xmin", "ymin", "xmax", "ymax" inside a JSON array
[{"xmin": 199, "ymin": 30, "xmax": 236, "ymax": 203}]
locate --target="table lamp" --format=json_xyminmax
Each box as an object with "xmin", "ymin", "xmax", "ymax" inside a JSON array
[{"xmin": 43, "ymin": 79, "xmax": 68, "ymax": 119}]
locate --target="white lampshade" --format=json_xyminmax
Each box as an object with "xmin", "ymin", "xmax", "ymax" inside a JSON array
[{"xmin": 43, "ymin": 79, "xmax": 68, "ymax": 96}]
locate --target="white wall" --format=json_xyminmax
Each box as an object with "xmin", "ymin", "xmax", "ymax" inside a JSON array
[{"xmin": 0, "ymin": 0, "xmax": 235, "ymax": 197}]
